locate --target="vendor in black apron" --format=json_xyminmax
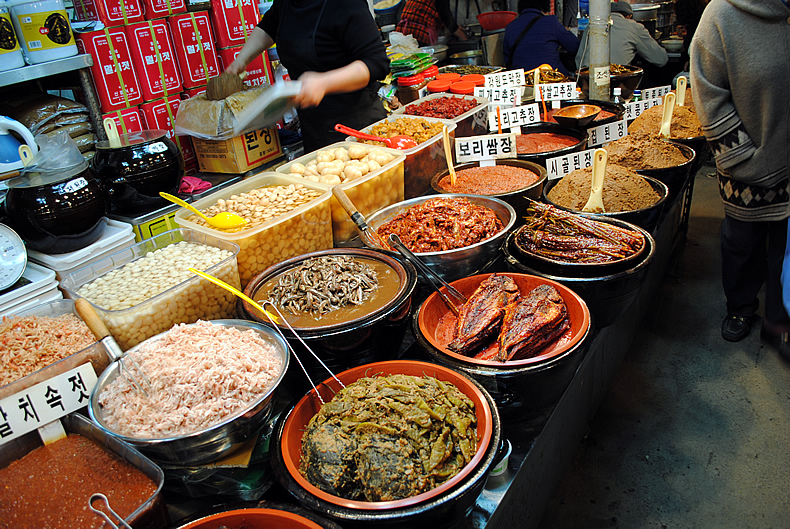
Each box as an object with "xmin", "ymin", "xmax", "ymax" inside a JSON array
[{"xmin": 226, "ymin": 0, "xmax": 389, "ymax": 152}]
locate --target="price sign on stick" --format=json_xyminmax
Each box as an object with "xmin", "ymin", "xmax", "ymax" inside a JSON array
[
  {"xmin": 488, "ymin": 102, "xmax": 540, "ymax": 131},
  {"xmin": 641, "ymin": 85, "xmax": 672, "ymax": 100},
  {"xmin": 535, "ymin": 82, "xmax": 577, "ymax": 101},
  {"xmin": 625, "ymin": 97, "xmax": 664, "ymax": 120},
  {"xmin": 484, "ymin": 69, "xmax": 525, "ymax": 88},
  {"xmin": 455, "ymin": 133, "xmax": 517, "ymax": 165},
  {"xmin": 593, "ymin": 66, "xmax": 610, "ymax": 86},
  {"xmin": 545, "ymin": 148, "xmax": 596, "ymax": 179},
  {"xmin": 475, "ymin": 86, "xmax": 521, "ymax": 105},
  {"xmin": 0, "ymin": 363, "xmax": 98, "ymax": 445},
  {"xmin": 587, "ymin": 119, "xmax": 628, "ymax": 147}
]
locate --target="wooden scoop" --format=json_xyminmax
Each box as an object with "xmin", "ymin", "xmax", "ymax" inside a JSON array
[
  {"xmin": 206, "ymin": 71, "xmax": 247, "ymax": 100},
  {"xmin": 334, "ymin": 123, "xmax": 418, "ymax": 150},
  {"xmin": 676, "ymin": 76, "xmax": 687, "ymax": 107},
  {"xmin": 659, "ymin": 92, "xmax": 677, "ymax": 138},
  {"xmin": 582, "ymin": 148, "xmax": 607, "ymax": 213},
  {"xmin": 331, "ymin": 186, "xmax": 391, "ymax": 250},
  {"xmin": 442, "ymin": 125, "xmax": 456, "ymax": 186}
]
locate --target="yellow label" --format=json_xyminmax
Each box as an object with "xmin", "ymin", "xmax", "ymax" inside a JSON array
[
  {"xmin": 132, "ymin": 212, "xmax": 179, "ymax": 242},
  {"xmin": 16, "ymin": 9, "xmax": 73, "ymax": 52},
  {"xmin": 0, "ymin": 12, "xmax": 20, "ymax": 53}
]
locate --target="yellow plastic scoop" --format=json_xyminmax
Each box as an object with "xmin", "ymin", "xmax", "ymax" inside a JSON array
[
  {"xmin": 659, "ymin": 92, "xmax": 677, "ymax": 138},
  {"xmin": 582, "ymin": 148, "xmax": 607, "ymax": 213},
  {"xmin": 188, "ymin": 268, "xmax": 278, "ymax": 323},
  {"xmin": 159, "ymin": 192, "xmax": 247, "ymax": 230}
]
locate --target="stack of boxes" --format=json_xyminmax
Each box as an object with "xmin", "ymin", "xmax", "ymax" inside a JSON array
[{"xmin": 74, "ymin": 0, "xmax": 278, "ymax": 174}]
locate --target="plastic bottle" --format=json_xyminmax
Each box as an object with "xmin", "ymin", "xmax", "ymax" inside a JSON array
[
  {"xmin": 612, "ymin": 87, "xmax": 622, "ymax": 105},
  {"xmin": 632, "ymin": 89, "xmax": 641, "ymax": 102}
]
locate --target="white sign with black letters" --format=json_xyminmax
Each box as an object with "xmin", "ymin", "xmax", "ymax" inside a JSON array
[
  {"xmin": 488, "ymin": 103, "xmax": 540, "ymax": 131},
  {"xmin": 0, "ymin": 363, "xmax": 98, "ymax": 444},
  {"xmin": 624, "ymin": 97, "xmax": 664, "ymax": 120},
  {"xmin": 484, "ymin": 69, "xmax": 525, "ymax": 88},
  {"xmin": 641, "ymin": 85, "xmax": 672, "ymax": 100},
  {"xmin": 534, "ymin": 82, "xmax": 577, "ymax": 101},
  {"xmin": 587, "ymin": 119, "xmax": 628, "ymax": 147},
  {"xmin": 545, "ymin": 148, "xmax": 596, "ymax": 179},
  {"xmin": 455, "ymin": 133, "xmax": 517, "ymax": 163},
  {"xmin": 475, "ymin": 86, "xmax": 521, "ymax": 105}
]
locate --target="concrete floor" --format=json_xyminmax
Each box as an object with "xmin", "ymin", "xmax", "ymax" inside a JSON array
[{"xmin": 536, "ymin": 166, "xmax": 790, "ymax": 528}]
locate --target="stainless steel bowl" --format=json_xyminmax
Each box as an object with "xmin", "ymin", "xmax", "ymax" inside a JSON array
[
  {"xmin": 450, "ymin": 50, "xmax": 483, "ymax": 66},
  {"xmin": 88, "ymin": 319, "xmax": 290, "ymax": 465},
  {"xmin": 364, "ymin": 194, "xmax": 516, "ymax": 282}
]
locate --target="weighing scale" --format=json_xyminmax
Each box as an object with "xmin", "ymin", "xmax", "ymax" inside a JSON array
[{"xmin": 0, "ymin": 223, "xmax": 27, "ymax": 290}]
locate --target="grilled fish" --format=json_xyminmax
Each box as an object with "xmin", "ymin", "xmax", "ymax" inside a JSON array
[
  {"xmin": 496, "ymin": 284, "xmax": 569, "ymax": 362},
  {"xmin": 448, "ymin": 274, "xmax": 520, "ymax": 355}
]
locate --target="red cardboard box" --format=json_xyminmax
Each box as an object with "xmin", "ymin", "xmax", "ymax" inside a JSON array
[
  {"xmin": 139, "ymin": 95, "xmax": 195, "ymax": 162},
  {"xmin": 217, "ymin": 46, "xmax": 270, "ymax": 88},
  {"xmin": 168, "ymin": 12, "xmax": 220, "ymax": 88},
  {"xmin": 142, "ymin": 0, "xmax": 186, "ymax": 20},
  {"xmin": 125, "ymin": 20, "xmax": 183, "ymax": 101},
  {"xmin": 72, "ymin": 0, "xmax": 144, "ymax": 27},
  {"xmin": 209, "ymin": 0, "xmax": 259, "ymax": 50},
  {"xmin": 77, "ymin": 28, "xmax": 144, "ymax": 112},
  {"xmin": 101, "ymin": 106, "xmax": 145, "ymax": 135},
  {"xmin": 182, "ymin": 85, "xmax": 206, "ymax": 98}
]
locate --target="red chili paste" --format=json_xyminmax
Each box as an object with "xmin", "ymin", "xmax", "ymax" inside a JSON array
[
  {"xmin": 516, "ymin": 133, "xmax": 581, "ymax": 154},
  {"xmin": 542, "ymin": 108, "xmax": 616, "ymax": 123},
  {"xmin": 404, "ymin": 96, "xmax": 478, "ymax": 119},
  {"xmin": 438, "ymin": 165, "xmax": 540, "ymax": 195}
]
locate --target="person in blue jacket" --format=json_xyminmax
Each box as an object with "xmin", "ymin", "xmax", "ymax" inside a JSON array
[{"xmin": 503, "ymin": 0, "xmax": 580, "ymax": 76}]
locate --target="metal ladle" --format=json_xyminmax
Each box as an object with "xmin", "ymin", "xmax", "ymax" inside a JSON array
[{"xmin": 159, "ymin": 192, "xmax": 247, "ymax": 230}]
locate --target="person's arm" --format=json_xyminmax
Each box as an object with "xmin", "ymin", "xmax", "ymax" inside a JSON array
[
  {"xmin": 633, "ymin": 22, "xmax": 668, "ymax": 67},
  {"xmin": 435, "ymin": 0, "xmax": 468, "ymax": 40},
  {"xmin": 294, "ymin": 60, "xmax": 371, "ymax": 107},
  {"xmin": 555, "ymin": 19, "xmax": 580, "ymax": 55},
  {"xmin": 226, "ymin": 27, "xmax": 274, "ymax": 74}
]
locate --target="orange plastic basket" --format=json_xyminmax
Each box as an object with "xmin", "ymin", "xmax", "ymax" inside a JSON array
[{"xmin": 477, "ymin": 11, "xmax": 517, "ymax": 31}]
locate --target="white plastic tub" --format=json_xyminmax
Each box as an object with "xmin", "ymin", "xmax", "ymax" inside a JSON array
[{"xmin": 394, "ymin": 93, "xmax": 489, "ymax": 138}]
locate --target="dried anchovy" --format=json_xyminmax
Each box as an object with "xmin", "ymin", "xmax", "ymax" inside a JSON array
[{"xmin": 267, "ymin": 256, "xmax": 379, "ymax": 318}]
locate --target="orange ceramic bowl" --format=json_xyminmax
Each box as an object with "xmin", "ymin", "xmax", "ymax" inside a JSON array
[
  {"xmin": 176, "ymin": 508, "xmax": 324, "ymax": 529},
  {"xmin": 417, "ymin": 273, "xmax": 591, "ymax": 368},
  {"xmin": 277, "ymin": 360, "xmax": 494, "ymax": 511}
]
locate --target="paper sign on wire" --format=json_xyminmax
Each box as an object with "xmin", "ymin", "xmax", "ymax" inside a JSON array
[
  {"xmin": 587, "ymin": 119, "xmax": 628, "ymax": 147},
  {"xmin": 484, "ymin": 68, "xmax": 525, "ymax": 88},
  {"xmin": 475, "ymin": 86, "xmax": 521, "ymax": 105},
  {"xmin": 545, "ymin": 148, "xmax": 596, "ymax": 179},
  {"xmin": 641, "ymin": 85, "xmax": 672, "ymax": 100},
  {"xmin": 488, "ymin": 102, "xmax": 540, "ymax": 131},
  {"xmin": 455, "ymin": 133, "xmax": 517, "ymax": 164},
  {"xmin": 625, "ymin": 97, "xmax": 664, "ymax": 120},
  {"xmin": 534, "ymin": 82, "xmax": 577, "ymax": 101}
]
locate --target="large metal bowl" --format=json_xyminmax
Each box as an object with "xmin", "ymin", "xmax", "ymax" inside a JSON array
[
  {"xmin": 364, "ymin": 194, "xmax": 517, "ymax": 282},
  {"xmin": 576, "ymin": 65, "xmax": 644, "ymax": 100},
  {"xmin": 88, "ymin": 319, "xmax": 290, "ymax": 465}
]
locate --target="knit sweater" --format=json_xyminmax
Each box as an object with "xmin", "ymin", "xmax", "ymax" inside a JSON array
[{"xmin": 689, "ymin": 0, "xmax": 790, "ymax": 222}]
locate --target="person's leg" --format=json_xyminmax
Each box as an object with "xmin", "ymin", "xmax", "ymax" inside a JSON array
[
  {"xmin": 761, "ymin": 218, "xmax": 790, "ymax": 359},
  {"xmin": 720, "ymin": 215, "xmax": 767, "ymax": 341}
]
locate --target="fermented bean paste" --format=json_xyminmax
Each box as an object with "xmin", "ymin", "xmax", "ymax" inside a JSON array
[
  {"xmin": 629, "ymin": 104, "xmax": 703, "ymax": 138},
  {"xmin": 0, "ymin": 434, "xmax": 157, "ymax": 528},
  {"xmin": 547, "ymin": 164, "xmax": 661, "ymax": 212},
  {"xmin": 604, "ymin": 132, "xmax": 691, "ymax": 169}
]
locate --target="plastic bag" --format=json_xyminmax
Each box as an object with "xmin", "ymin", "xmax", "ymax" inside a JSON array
[
  {"xmin": 3, "ymin": 94, "xmax": 87, "ymax": 135},
  {"xmin": 388, "ymin": 32, "xmax": 421, "ymax": 55},
  {"xmin": 30, "ymin": 129, "xmax": 86, "ymax": 172},
  {"xmin": 175, "ymin": 87, "xmax": 269, "ymax": 140}
]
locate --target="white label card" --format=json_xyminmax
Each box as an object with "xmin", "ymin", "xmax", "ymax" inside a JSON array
[
  {"xmin": 0, "ymin": 363, "xmax": 98, "ymax": 445},
  {"xmin": 624, "ymin": 97, "xmax": 664, "ymax": 120},
  {"xmin": 587, "ymin": 119, "xmax": 629, "ymax": 146},
  {"xmin": 488, "ymin": 103, "xmax": 540, "ymax": 131},
  {"xmin": 641, "ymin": 85, "xmax": 672, "ymax": 100},
  {"xmin": 455, "ymin": 133, "xmax": 517, "ymax": 163},
  {"xmin": 593, "ymin": 66, "xmax": 610, "ymax": 86},
  {"xmin": 535, "ymin": 82, "xmax": 577, "ymax": 101},
  {"xmin": 475, "ymin": 86, "xmax": 521, "ymax": 105},
  {"xmin": 545, "ymin": 148, "xmax": 596, "ymax": 179},
  {"xmin": 484, "ymin": 69, "xmax": 525, "ymax": 88}
]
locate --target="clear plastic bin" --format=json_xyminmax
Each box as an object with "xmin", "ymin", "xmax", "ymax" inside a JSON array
[
  {"xmin": 393, "ymin": 93, "xmax": 490, "ymax": 138},
  {"xmin": 344, "ymin": 114, "xmax": 456, "ymax": 198},
  {"xmin": 172, "ymin": 173, "xmax": 333, "ymax": 286},
  {"xmin": 61, "ymin": 229, "xmax": 241, "ymax": 350},
  {"xmin": 276, "ymin": 142, "xmax": 406, "ymax": 245}
]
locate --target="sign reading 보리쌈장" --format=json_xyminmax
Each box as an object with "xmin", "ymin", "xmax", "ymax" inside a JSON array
[
  {"xmin": 587, "ymin": 119, "xmax": 628, "ymax": 147},
  {"xmin": 488, "ymin": 103, "xmax": 540, "ymax": 131},
  {"xmin": 455, "ymin": 133, "xmax": 517, "ymax": 163},
  {"xmin": 641, "ymin": 85, "xmax": 672, "ymax": 100},
  {"xmin": 484, "ymin": 68, "xmax": 525, "ymax": 88},
  {"xmin": 534, "ymin": 82, "xmax": 577, "ymax": 101},
  {"xmin": 545, "ymin": 148, "xmax": 596, "ymax": 179},
  {"xmin": 624, "ymin": 97, "xmax": 664, "ymax": 120}
]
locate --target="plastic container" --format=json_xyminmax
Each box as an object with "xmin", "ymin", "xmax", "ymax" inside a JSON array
[
  {"xmin": 450, "ymin": 81, "xmax": 475, "ymax": 95},
  {"xmin": 460, "ymin": 73, "xmax": 485, "ymax": 86},
  {"xmin": 436, "ymin": 72, "xmax": 461, "ymax": 83},
  {"xmin": 427, "ymin": 79, "xmax": 452, "ymax": 93},
  {"xmin": 397, "ymin": 73, "xmax": 427, "ymax": 105},
  {"xmin": 27, "ymin": 219, "xmax": 135, "ymax": 282},
  {"xmin": 394, "ymin": 92, "xmax": 489, "ymax": 138},
  {"xmin": 344, "ymin": 114, "xmax": 456, "ymax": 198},
  {"xmin": 60, "ymin": 228, "xmax": 242, "ymax": 349},
  {"xmin": 0, "ymin": 3, "xmax": 25, "ymax": 71},
  {"xmin": 373, "ymin": 0, "xmax": 403, "ymax": 26},
  {"xmin": 173, "ymin": 173, "xmax": 333, "ymax": 286},
  {"xmin": 275, "ymin": 141, "xmax": 406, "ymax": 245},
  {"xmin": 0, "ymin": 261, "xmax": 58, "ymax": 316},
  {"xmin": 9, "ymin": 0, "xmax": 77, "ymax": 64},
  {"xmin": 422, "ymin": 64, "xmax": 438, "ymax": 81}
]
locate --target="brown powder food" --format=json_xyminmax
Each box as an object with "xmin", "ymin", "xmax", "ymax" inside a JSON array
[
  {"xmin": 629, "ymin": 104, "xmax": 703, "ymax": 138},
  {"xmin": 547, "ymin": 164, "xmax": 661, "ymax": 212},
  {"xmin": 604, "ymin": 132, "xmax": 691, "ymax": 169}
]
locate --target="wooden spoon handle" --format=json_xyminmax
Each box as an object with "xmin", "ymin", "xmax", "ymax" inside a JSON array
[
  {"xmin": 676, "ymin": 76, "xmax": 687, "ymax": 107},
  {"xmin": 75, "ymin": 298, "xmax": 111, "ymax": 341},
  {"xmin": 659, "ymin": 92, "xmax": 676, "ymax": 138},
  {"xmin": 442, "ymin": 125, "xmax": 456, "ymax": 185}
]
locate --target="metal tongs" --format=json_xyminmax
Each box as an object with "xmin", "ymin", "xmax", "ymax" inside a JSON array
[
  {"xmin": 387, "ymin": 234, "xmax": 468, "ymax": 316},
  {"xmin": 75, "ymin": 298, "xmax": 153, "ymax": 397},
  {"xmin": 188, "ymin": 268, "xmax": 344, "ymax": 404},
  {"xmin": 88, "ymin": 493, "xmax": 132, "ymax": 529}
]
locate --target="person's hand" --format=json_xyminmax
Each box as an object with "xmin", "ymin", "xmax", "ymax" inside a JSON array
[
  {"xmin": 454, "ymin": 26, "xmax": 469, "ymax": 41},
  {"xmin": 225, "ymin": 59, "xmax": 246, "ymax": 75},
  {"xmin": 293, "ymin": 71, "xmax": 327, "ymax": 108}
]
